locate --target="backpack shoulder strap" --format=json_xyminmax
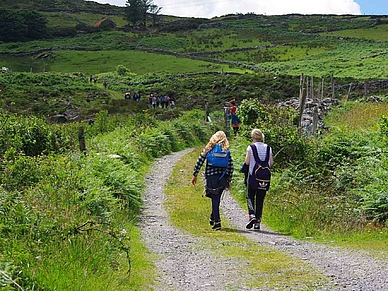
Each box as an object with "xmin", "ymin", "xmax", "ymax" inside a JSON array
[
  {"xmin": 250, "ymin": 144, "xmax": 261, "ymax": 162},
  {"xmin": 250, "ymin": 144, "xmax": 271, "ymax": 163}
]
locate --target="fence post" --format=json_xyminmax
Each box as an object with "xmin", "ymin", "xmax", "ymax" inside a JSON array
[
  {"xmin": 78, "ymin": 126, "xmax": 87, "ymax": 155},
  {"xmin": 223, "ymin": 102, "xmax": 230, "ymax": 137}
]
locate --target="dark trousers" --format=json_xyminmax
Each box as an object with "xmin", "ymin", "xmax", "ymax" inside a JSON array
[
  {"xmin": 206, "ymin": 173, "xmax": 227, "ymax": 223},
  {"xmin": 246, "ymin": 187, "xmax": 267, "ymax": 222}
]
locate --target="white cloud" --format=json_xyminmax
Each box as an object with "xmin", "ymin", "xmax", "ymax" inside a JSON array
[{"xmin": 90, "ymin": 0, "xmax": 361, "ymax": 18}]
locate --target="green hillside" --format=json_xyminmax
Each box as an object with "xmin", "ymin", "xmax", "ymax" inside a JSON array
[
  {"xmin": 0, "ymin": 1, "xmax": 387, "ymax": 290},
  {"xmin": 2, "ymin": 3, "xmax": 388, "ymax": 117}
]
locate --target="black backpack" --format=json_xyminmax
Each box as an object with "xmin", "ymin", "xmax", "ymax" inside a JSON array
[{"xmin": 248, "ymin": 144, "xmax": 271, "ymax": 191}]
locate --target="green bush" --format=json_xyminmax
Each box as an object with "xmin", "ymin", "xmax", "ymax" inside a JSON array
[
  {"xmin": 238, "ymin": 98, "xmax": 309, "ymax": 168},
  {"xmin": 1, "ymin": 150, "xmax": 44, "ymax": 191},
  {"xmin": 116, "ymin": 65, "xmax": 130, "ymax": 76},
  {"xmin": 379, "ymin": 115, "xmax": 388, "ymax": 145}
]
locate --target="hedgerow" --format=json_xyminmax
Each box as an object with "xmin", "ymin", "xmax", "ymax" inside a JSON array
[{"xmin": 0, "ymin": 109, "xmax": 214, "ymax": 289}]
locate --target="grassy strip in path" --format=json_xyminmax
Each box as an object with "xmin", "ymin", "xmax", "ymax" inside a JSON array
[{"xmin": 164, "ymin": 148, "xmax": 327, "ymax": 290}]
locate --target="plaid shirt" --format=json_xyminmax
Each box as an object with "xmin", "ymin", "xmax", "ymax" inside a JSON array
[{"xmin": 193, "ymin": 152, "xmax": 234, "ymax": 180}]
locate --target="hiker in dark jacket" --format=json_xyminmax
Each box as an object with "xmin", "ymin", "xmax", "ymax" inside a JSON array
[{"xmin": 191, "ymin": 131, "xmax": 234, "ymax": 230}]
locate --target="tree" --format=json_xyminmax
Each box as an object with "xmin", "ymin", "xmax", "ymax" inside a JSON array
[
  {"xmin": 125, "ymin": 0, "xmax": 143, "ymax": 27},
  {"xmin": 0, "ymin": 9, "xmax": 48, "ymax": 42},
  {"xmin": 148, "ymin": 4, "xmax": 162, "ymax": 26},
  {"xmin": 125, "ymin": 0, "xmax": 161, "ymax": 27},
  {"xmin": 22, "ymin": 10, "xmax": 49, "ymax": 40},
  {"xmin": 0, "ymin": 9, "xmax": 26, "ymax": 42}
]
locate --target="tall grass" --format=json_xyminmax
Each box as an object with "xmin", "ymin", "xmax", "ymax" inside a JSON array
[
  {"xmin": 0, "ymin": 109, "xmax": 215, "ymax": 290},
  {"xmin": 324, "ymin": 101, "xmax": 388, "ymax": 130}
]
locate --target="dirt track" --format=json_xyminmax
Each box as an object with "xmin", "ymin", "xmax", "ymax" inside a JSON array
[{"xmin": 139, "ymin": 149, "xmax": 388, "ymax": 291}]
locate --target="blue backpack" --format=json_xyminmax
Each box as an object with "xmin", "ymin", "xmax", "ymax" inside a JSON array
[
  {"xmin": 206, "ymin": 144, "xmax": 230, "ymax": 168},
  {"xmin": 249, "ymin": 144, "xmax": 271, "ymax": 191}
]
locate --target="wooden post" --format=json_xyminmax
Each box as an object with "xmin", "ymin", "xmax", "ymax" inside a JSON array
[
  {"xmin": 223, "ymin": 102, "xmax": 230, "ymax": 137},
  {"xmin": 78, "ymin": 126, "xmax": 86, "ymax": 155},
  {"xmin": 298, "ymin": 74, "xmax": 306, "ymax": 130},
  {"xmin": 318, "ymin": 81, "xmax": 322, "ymax": 100},
  {"xmin": 331, "ymin": 73, "xmax": 335, "ymax": 98},
  {"xmin": 312, "ymin": 106, "xmax": 319, "ymax": 135},
  {"xmin": 346, "ymin": 83, "xmax": 352, "ymax": 102},
  {"xmin": 205, "ymin": 101, "xmax": 210, "ymax": 122},
  {"xmin": 310, "ymin": 75, "xmax": 314, "ymax": 100},
  {"xmin": 306, "ymin": 76, "xmax": 309, "ymax": 99}
]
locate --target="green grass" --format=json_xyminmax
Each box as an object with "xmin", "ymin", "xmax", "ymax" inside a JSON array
[
  {"xmin": 324, "ymin": 101, "xmax": 388, "ymax": 130},
  {"xmin": 219, "ymin": 45, "xmax": 328, "ymax": 63},
  {"xmin": 1, "ymin": 16, "xmax": 388, "ymax": 79},
  {"xmin": 322, "ymin": 24, "xmax": 388, "ymax": 41},
  {"xmin": 135, "ymin": 34, "xmax": 188, "ymax": 51},
  {"xmin": 0, "ymin": 55, "xmax": 47, "ymax": 72},
  {"xmin": 42, "ymin": 11, "xmax": 128, "ymax": 30},
  {"xmin": 42, "ymin": 12, "xmax": 79, "ymax": 29},
  {"xmin": 127, "ymin": 225, "xmax": 157, "ymax": 290},
  {"xmin": 0, "ymin": 31, "xmax": 137, "ymax": 54},
  {"xmin": 164, "ymin": 148, "xmax": 326, "ymax": 290},
  {"xmin": 310, "ymin": 230, "xmax": 388, "ymax": 260},
  {"xmin": 184, "ymin": 28, "xmax": 268, "ymax": 52},
  {"xmin": 32, "ymin": 232, "xmax": 133, "ymax": 290},
  {"xmin": 1, "ymin": 50, "xmax": 247, "ymax": 75},
  {"xmin": 25, "ymin": 207, "xmax": 155, "ymax": 290},
  {"xmin": 260, "ymin": 41, "xmax": 388, "ymax": 79}
]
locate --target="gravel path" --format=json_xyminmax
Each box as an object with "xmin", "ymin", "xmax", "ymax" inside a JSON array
[{"xmin": 139, "ymin": 149, "xmax": 388, "ymax": 291}]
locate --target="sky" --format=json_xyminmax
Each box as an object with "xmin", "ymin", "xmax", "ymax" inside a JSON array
[{"xmin": 90, "ymin": 0, "xmax": 388, "ymax": 18}]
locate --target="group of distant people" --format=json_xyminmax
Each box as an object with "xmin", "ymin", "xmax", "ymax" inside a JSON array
[
  {"xmin": 88, "ymin": 77, "xmax": 176, "ymax": 108},
  {"xmin": 124, "ymin": 92, "xmax": 141, "ymax": 102},
  {"xmin": 122, "ymin": 91, "xmax": 176, "ymax": 109},
  {"xmin": 89, "ymin": 75, "xmax": 107, "ymax": 90},
  {"xmin": 89, "ymin": 75, "xmax": 98, "ymax": 84},
  {"xmin": 148, "ymin": 93, "xmax": 175, "ymax": 109}
]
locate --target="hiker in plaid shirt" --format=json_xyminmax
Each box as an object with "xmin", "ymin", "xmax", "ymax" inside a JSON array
[{"xmin": 191, "ymin": 131, "xmax": 234, "ymax": 230}]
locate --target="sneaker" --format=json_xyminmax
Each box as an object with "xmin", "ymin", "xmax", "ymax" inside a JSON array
[
  {"xmin": 254, "ymin": 222, "xmax": 260, "ymax": 230},
  {"xmin": 212, "ymin": 222, "xmax": 221, "ymax": 230},
  {"xmin": 209, "ymin": 215, "xmax": 215, "ymax": 226},
  {"xmin": 246, "ymin": 215, "xmax": 257, "ymax": 229}
]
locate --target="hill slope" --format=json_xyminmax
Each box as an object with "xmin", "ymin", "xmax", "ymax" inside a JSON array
[{"xmin": 2, "ymin": 2, "xmax": 388, "ymax": 118}]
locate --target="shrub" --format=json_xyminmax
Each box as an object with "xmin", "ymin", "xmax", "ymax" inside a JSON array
[
  {"xmin": 116, "ymin": 65, "xmax": 129, "ymax": 76},
  {"xmin": 0, "ymin": 112, "xmax": 75, "ymax": 157},
  {"xmin": 379, "ymin": 115, "xmax": 388, "ymax": 145},
  {"xmin": 238, "ymin": 99, "xmax": 309, "ymax": 168},
  {"xmin": 1, "ymin": 150, "xmax": 44, "ymax": 191}
]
